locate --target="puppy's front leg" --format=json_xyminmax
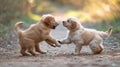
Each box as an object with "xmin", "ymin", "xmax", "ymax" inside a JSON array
[
  {"xmin": 35, "ymin": 43, "xmax": 46, "ymax": 54},
  {"xmin": 75, "ymin": 44, "xmax": 82, "ymax": 54},
  {"xmin": 46, "ymin": 36, "xmax": 61, "ymax": 47},
  {"xmin": 58, "ymin": 38, "xmax": 72, "ymax": 44},
  {"xmin": 45, "ymin": 39, "xmax": 56, "ymax": 47}
]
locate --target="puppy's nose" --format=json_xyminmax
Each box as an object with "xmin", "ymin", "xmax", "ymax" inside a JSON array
[
  {"xmin": 52, "ymin": 26, "xmax": 56, "ymax": 29},
  {"xmin": 63, "ymin": 21, "xmax": 65, "ymax": 23}
]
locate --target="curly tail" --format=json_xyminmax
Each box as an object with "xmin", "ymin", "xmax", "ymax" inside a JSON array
[
  {"xmin": 15, "ymin": 22, "xmax": 23, "ymax": 32},
  {"xmin": 106, "ymin": 26, "xmax": 112, "ymax": 37},
  {"xmin": 15, "ymin": 22, "xmax": 23, "ymax": 38},
  {"xmin": 99, "ymin": 26, "xmax": 112, "ymax": 38}
]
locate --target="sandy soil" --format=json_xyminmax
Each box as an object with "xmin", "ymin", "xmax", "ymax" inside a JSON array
[{"xmin": 0, "ymin": 18, "xmax": 120, "ymax": 67}]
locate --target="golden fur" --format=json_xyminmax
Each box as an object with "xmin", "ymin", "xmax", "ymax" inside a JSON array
[
  {"xmin": 15, "ymin": 14, "xmax": 61, "ymax": 56},
  {"xmin": 59, "ymin": 17, "xmax": 112, "ymax": 54}
]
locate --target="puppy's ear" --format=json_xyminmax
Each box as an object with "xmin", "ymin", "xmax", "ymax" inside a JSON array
[
  {"xmin": 43, "ymin": 17, "xmax": 51, "ymax": 26},
  {"xmin": 71, "ymin": 22, "xmax": 77, "ymax": 29}
]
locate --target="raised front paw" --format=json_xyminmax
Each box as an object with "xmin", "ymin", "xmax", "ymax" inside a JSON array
[
  {"xmin": 50, "ymin": 44, "xmax": 56, "ymax": 47},
  {"xmin": 58, "ymin": 41, "xmax": 62, "ymax": 44},
  {"xmin": 56, "ymin": 44, "xmax": 61, "ymax": 47},
  {"xmin": 56, "ymin": 41, "xmax": 61, "ymax": 47}
]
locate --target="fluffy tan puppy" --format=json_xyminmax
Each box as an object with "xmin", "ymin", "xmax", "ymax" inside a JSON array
[
  {"xmin": 15, "ymin": 14, "xmax": 61, "ymax": 56},
  {"xmin": 59, "ymin": 17, "xmax": 112, "ymax": 54}
]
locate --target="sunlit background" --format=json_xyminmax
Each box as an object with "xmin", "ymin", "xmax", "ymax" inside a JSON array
[
  {"xmin": 0, "ymin": 0, "xmax": 120, "ymax": 39},
  {"xmin": 0, "ymin": 0, "xmax": 120, "ymax": 22},
  {"xmin": 0, "ymin": 0, "xmax": 120, "ymax": 65}
]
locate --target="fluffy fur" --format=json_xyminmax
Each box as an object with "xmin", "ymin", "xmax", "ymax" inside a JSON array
[
  {"xmin": 15, "ymin": 14, "xmax": 61, "ymax": 56},
  {"xmin": 59, "ymin": 17, "xmax": 112, "ymax": 54}
]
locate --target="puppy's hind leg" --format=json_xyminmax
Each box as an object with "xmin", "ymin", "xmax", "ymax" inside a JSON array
[
  {"xmin": 28, "ymin": 46, "xmax": 37, "ymax": 56},
  {"xmin": 27, "ymin": 40, "xmax": 37, "ymax": 56},
  {"xmin": 35, "ymin": 43, "xmax": 46, "ymax": 54},
  {"xmin": 89, "ymin": 40, "xmax": 104, "ymax": 54},
  {"xmin": 20, "ymin": 47, "xmax": 29, "ymax": 56}
]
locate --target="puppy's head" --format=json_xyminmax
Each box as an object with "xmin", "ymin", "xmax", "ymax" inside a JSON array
[
  {"xmin": 63, "ymin": 17, "xmax": 81, "ymax": 31},
  {"xmin": 41, "ymin": 14, "xmax": 59, "ymax": 29}
]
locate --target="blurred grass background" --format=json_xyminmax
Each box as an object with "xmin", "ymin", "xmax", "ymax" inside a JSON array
[{"xmin": 0, "ymin": 0, "xmax": 120, "ymax": 39}]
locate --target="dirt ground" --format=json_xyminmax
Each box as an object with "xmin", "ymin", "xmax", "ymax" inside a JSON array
[{"xmin": 0, "ymin": 16, "xmax": 120, "ymax": 67}]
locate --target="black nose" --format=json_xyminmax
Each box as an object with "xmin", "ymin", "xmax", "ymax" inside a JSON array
[
  {"xmin": 52, "ymin": 26, "xmax": 56, "ymax": 29},
  {"xmin": 63, "ymin": 21, "xmax": 65, "ymax": 23}
]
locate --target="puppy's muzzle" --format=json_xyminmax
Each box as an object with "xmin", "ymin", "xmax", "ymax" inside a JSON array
[
  {"xmin": 63, "ymin": 21, "xmax": 66, "ymax": 23},
  {"xmin": 52, "ymin": 23, "xmax": 59, "ymax": 29},
  {"xmin": 52, "ymin": 26, "xmax": 56, "ymax": 29},
  {"xmin": 62, "ymin": 21, "xmax": 66, "ymax": 27}
]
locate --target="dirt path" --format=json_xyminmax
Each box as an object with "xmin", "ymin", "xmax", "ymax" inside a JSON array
[{"xmin": 0, "ymin": 14, "xmax": 120, "ymax": 67}]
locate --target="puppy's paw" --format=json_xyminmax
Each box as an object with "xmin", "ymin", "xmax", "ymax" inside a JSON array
[
  {"xmin": 56, "ymin": 45, "xmax": 61, "ymax": 47},
  {"xmin": 50, "ymin": 44, "xmax": 56, "ymax": 47},
  {"xmin": 36, "ymin": 50, "xmax": 46, "ymax": 54},
  {"xmin": 40, "ymin": 51, "xmax": 46, "ymax": 54},
  {"xmin": 58, "ymin": 41, "xmax": 62, "ymax": 44},
  {"xmin": 32, "ymin": 54, "xmax": 39, "ymax": 56},
  {"xmin": 56, "ymin": 43, "xmax": 61, "ymax": 47},
  {"xmin": 32, "ymin": 54, "xmax": 39, "ymax": 57},
  {"xmin": 22, "ymin": 53, "xmax": 30, "ymax": 56}
]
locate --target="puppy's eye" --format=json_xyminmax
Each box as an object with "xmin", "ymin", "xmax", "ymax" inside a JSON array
[{"xmin": 67, "ymin": 20, "xmax": 69, "ymax": 22}]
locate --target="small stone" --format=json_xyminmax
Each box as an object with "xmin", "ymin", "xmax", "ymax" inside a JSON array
[
  {"xmin": 109, "ymin": 43, "xmax": 112, "ymax": 45},
  {"xmin": 7, "ymin": 45, "xmax": 10, "ymax": 47},
  {"xmin": 111, "ymin": 48, "xmax": 114, "ymax": 50},
  {"xmin": 113, "ymin": 42, "xmax": 119, "ymax": 45},
  {"xmin": 113, "ymin": 46, "xmax": 117, "ymax": 48},
  {"xmin": 63, "ymin": 52, "xmax": 66, "ymax": 54},
  {"xmin": 116, "ymin": 53, "xmax": 120, "ymax": 55},
  {"xmin": 99, "ymin": 56, "xmax": 103, "ymax": 58},
  {"xmin": 82, "ymin": 60, "xmax": 90, "ymax": 65},
  {"xmin": 0, "ymin": 48, "xmax": 3, "ymax": 51},
  {"xmin": 71, "ymin": 53, "xmax": 74, "ymax": 55},
  {"xmin": 111, "ymin": 63, "xmax": 116, "ymax": 67},
  {"xmin": 10, "ymin": 41, "xmax": 13, "ymax": 43},
  {"xmin": 54, "ymin": 52, "xmax": 57, "ymax": 54}
]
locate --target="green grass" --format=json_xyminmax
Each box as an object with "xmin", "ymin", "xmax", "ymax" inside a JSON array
[
  {"xmin": 109, "ymin": 17, "xmax": 120, "ymax": 33},
  {"xmin": 91, "ymin": 17, "xmax": 120, "ymax": 43},
  {"xmin": 0, "ymin": 21, "xmax": 16, "ymax": 38},
  {"xmin": 0, "ymin": 16, "xmax": 36, "ymax": 38},
  {"xmin": 94, "ymin": 17, "xmax": 120, "ymax": 34},
  {"xmin": 15, "ymin": 16, "xmax": 37, "ymax": 26}
]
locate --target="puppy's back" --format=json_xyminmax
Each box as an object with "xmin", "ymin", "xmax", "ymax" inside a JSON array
[{"xmin": 80, "ymin": 29, "xmax": 96, "ymax": 45}]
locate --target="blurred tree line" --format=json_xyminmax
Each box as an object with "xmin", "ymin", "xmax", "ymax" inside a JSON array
[
  {"xmin": 0, "ymin": 0, "xmax": 34, "ymax": 23},
  {"xmin": 55, "ymin": 0, "xmax": 120, "ymax": 21},
  {"xmin": 0, "ymin": 0, "xmax": 120, "ymax": 23}
]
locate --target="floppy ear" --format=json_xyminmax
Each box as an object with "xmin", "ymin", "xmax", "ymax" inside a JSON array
[
  {"xmin": 71, "ymin": 22, "xmax": 77, "ymax": 29},
  {"xmin": 43, "ymin": 17, "xmax": 51, "ymax": 26}
]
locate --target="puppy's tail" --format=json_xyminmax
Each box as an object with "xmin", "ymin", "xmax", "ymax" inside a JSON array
[
  {"xmin": 15, "ymin": 22, "xmax": 23, "ymax": 37},
  {"xmin": 106, "ymin": 26, "xmax": 112, "ymax": 37},
  {"xmin": 15, "ymin": 22, "xmax": 23, "ymax": 32},
  {"xmin": 99, "ymin": 26, "xmax": 112, "ymax": 38}
]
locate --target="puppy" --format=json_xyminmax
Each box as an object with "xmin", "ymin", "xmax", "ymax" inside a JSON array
[
  {"xmin": 59, "ymin": 17, "xmax": 112, "ymax": 54},
  {"xmin": 15, "ymin": 14, "xmax": 61, "ymax": 56}
]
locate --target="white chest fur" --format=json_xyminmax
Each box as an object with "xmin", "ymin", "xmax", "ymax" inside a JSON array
[{"xmin": 69, "ymin": 29, "xmax": 84, "ymax": 43}]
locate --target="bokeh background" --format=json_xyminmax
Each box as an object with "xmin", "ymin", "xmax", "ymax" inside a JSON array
[
  {"xmin": 0, "ymin": 0, "xmax": 120, "ymax": 49},
  {"xmin": 0, "ymin": 0, "xmax": 120, "ymax": 22},
  {"xmin": 1, "ymin": 1, "xmax": 120, "ymax": 66}
]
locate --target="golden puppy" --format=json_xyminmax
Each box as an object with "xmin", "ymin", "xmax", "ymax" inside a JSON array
[
  {"xmin": 59, "ymin": 17, "xmax": 112, "ymax": 54},
  {"xmin": 15, "ymin": 14, "xmax": 61, "ymax": 56}
]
